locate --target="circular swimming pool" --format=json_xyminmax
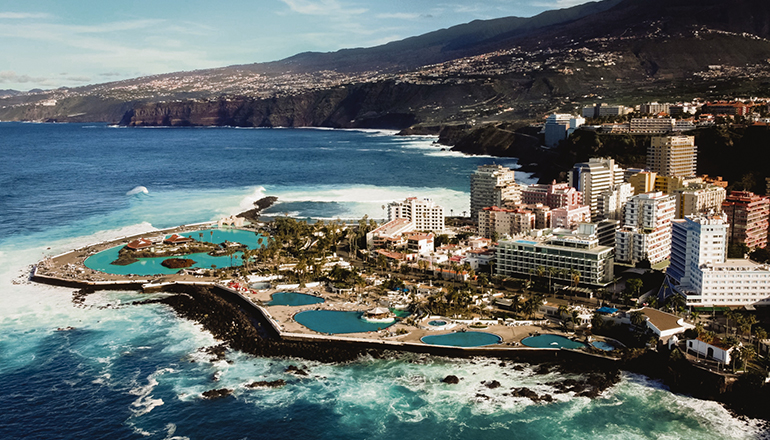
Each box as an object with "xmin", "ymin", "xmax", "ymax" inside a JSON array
[
  {"xmin": 267, "ymin": 292, "xmax": 324, "ymax": 306},
  {"xmin": 294, "ymin": 310, "xmax": 396, "ymax": 334},
  {"xmin": 421, "ymin": 331, "xmax": 502, "ymax": 347},
  {"xmin": 521, "ymin": 334, "xmax": 587, "ymax": 349}
]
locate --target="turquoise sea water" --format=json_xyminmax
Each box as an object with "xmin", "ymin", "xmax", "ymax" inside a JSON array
[
  {"xmin": 421, "ymin": 331, "xmax": 502, "ymax": 347},
  {"xmin": 0, "ymin": 123, "xmax": 765, "ymax": 439},
  {"xmin": 521, "ymin": 334, "xmax": 587, "ymax": 349}
]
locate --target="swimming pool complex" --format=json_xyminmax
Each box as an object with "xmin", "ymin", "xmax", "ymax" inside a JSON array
[{"xmin": 84, "ymin": 228, "xmax": 267, "ymax": 276}]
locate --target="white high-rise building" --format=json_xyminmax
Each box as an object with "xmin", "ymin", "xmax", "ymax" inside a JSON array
[
  {"xmin": 615, "ymin": 192, "xmax": 676, "ymax": 265},
  {"xmin": 669, "ymin": 213, "xmax": 770, "ymax": 307},
  {"xmin": 470, "ymin": 164, "xmax": 517, "ymax": 221},
  {"xmin": 544, "ymin": 113, "xmax": 585, "ymax": 148},
  {"xmin": 568, "ymin": 157, "xmax": 626, "ymax": 221},
  {"xmin": 387, "ymin": 197, "xmax": 445, "ymax": 232},
  {"xmin": 597, "ymin": 182, "xmax": 634, "ymax": 221},
  {"xmin": 669, "ymin": 213, "xmax": 729, "ymax": 294}
]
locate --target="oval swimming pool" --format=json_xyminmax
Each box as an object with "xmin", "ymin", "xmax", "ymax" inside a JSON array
[
  {"xmin": 294, "ymin": 310, "xmax": 396, "ymax": 334},
  {"xmin": 521, "ymin": 334, "xmax": 587, "ymax": 349},
  {"xmin": 591, "ymin": 341, "xmax": 616, "ymax": 351},
  {"xmin": 421, "ymin": 331, "xmax": 502, "ymax": 347},
  {"xmin": 267, "ymin": 292, "xmax": 324, "ymax": 306}
]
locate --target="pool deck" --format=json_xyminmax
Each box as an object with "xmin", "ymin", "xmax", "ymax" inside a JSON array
[{"xmin": 29, "ymin": 229, "xmax": 620, "ymax": 362}]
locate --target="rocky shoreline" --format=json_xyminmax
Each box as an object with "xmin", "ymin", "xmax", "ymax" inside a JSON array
[{"xmin": 124, "ymin": 284, "xmax": 770, "ymax": 422}]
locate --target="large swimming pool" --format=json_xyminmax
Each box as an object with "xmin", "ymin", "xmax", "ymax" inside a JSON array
[
  {"xmin": 420, "ymin": 331, "xmax": 502, "ymax": 347},
  {"xmin": 294, "ymin": 310, "xmax": 396, "ymax": 334},
  {"xmin": 267, "ymin": 292, "xmax": 324, "ymax": 306},
  {"xmin": 84, "ymin": 228, "xmax": 267, "ymax": 275},
  {"xmin": 521, "ymin": 334, "xmax": 587, "ymax": 349}
]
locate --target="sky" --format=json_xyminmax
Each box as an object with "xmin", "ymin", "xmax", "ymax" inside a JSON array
[{"xmin": 0, "ymin": 0, "xmax": 593, "ymax": 91}]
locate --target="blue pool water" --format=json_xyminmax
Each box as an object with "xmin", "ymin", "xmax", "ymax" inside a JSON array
[
  {"xmin": 84, "ymin": 228, "xmax": 266, "ymax": 275},
  {"xmin": 294, "ymin": 310, "xmax": 396, "ymax": 334},
  {"xmin": 421, "ymin": 332, "xmax": 502, "ymax": 347},
  {"xmin": 591, "ymin": 341, "xmax": 616, "ymax": 351},
  {"xmin": 521, "ymin": 334, "xmax": 587, "ymax": 349},
  {"xmin": 429, "ymin": 320, "xmax": 448, "ymax": 326},
  {"xmin": 267, "ymin": 292, "xmax": 325, "ymax": 306}
]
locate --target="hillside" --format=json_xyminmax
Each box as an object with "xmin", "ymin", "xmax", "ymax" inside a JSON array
[{"xmin": 2, "ymin": 0, "xmax": 770, "ymax": 128}]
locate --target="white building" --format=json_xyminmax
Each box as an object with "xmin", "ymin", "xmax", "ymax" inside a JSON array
[
  {"xmin": 387, "ymin": 197, "xmax": 445, "ymax": 232},
  {"xmin": 669, "ymin": 213, "xmax": 770, "ymax": 306},
  {"xmin": 470, "ymin": 164, "xmax": 517, "ymax": 221},
  {"xmin": 629, "ymin": 117, "xmax": 675, "ymax": 134},
  {"xmin": 496, "ymin": 232, "xmax": 614, "ymax": 287},
  {"xmin": 673, "ymin": 184, "xmax": 726, "ymax": 218},
  {"xmin": 597, "ymin": 182, "xmax": 634, "ymax": 221},
  {"xmin": 686, "ymin": 338, "xmax": 736, "ymax": 365},
  {"xmin": 544, "ymin": 113, "xmax": 585, "ymax": 148},
  {"xmin": 568, "ymin": 157, "xmax": 626, "ymax": 221},
  {"xmin": 615, "ymin": 192, "xmax": 676, "ymax": 265}
]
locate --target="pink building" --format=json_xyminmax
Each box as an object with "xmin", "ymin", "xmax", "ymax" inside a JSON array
[
  {"xmin": 520, "ymin": 181, "xmax": 582, "ymax": 209},
  {"xmin": 551, "ymin": 205, "xmax": 591, "ymax": 229}
]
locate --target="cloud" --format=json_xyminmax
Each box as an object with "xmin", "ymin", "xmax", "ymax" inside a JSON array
[
  {"xmin": 280, "ymin": 0, "xmax": 367, "ymax": 16},
  {"xmin": 0, "ymin": 70, "xmax": 47, "ymax": 84},
  {"xmin": 375, "ymin": 12, "xmax": 423, "ymax": 20},
  {"xmin": 0, "ymin": 12, "xmax": 51, "ymax": 19},
  {"xmin": 98, "ymin": 72, "xmax": 123, "ymax": 77}
]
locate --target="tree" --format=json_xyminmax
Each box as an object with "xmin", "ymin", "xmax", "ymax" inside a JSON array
[
  {"xmin": 626, "ymin": 278, "xmax": 643, "ymax": 299},
  {"xmin": 548, "ymin": 267, "xmax": 558, "ymax": 293},
  {"xmin": 738, "ymin": 345, "xmax": 756, "ymax": 372},
  {"xmin": 570, "ymin": 269, "xmax": 580, "ymax": 289},
  {"xmin": 754, "ymin": 326, "xmax": 767, "ymax": 352},
  {"xmin": 557, "ymin": 304, "xmax": 569, "ymax": 322},
  {"xmin": 727, "ymin": 243, "xmax": 749, "ymax": 259},
  {"xmin": 630, "ymin": 310, "xmax": 646, "ymax": 329}
]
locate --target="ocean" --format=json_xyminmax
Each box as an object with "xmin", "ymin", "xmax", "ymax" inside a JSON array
[{"xmin": 0, "ymin": 122, "xmax": 763, "ymax": 439}]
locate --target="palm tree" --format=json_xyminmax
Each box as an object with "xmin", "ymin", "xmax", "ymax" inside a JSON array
[
  {"xmin": 738, "ymin": 345, "xmax": 756, "ymax": 372},
  {"xmin": 754, "ymin": 326, "xmax": 768, "ymax": 353},
  {"xmin": 548, "ymin": 267, "xmax": 558, "ymax": 293},
  {"xmin": 626, "ymin": 278, "xmax": 643, "ymax": 300},
  {"xmin": 570, "ymin": 269, "xmax": 580, "ymax": 289},
  {"xmin": 630, "ymin": 310, "xmax": 646, "ymax": 329},
  {"xmin": 557, "ymin": 304, "xmax": 569, "ymax": 322}
]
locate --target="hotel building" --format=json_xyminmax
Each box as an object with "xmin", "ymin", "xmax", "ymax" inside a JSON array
[
  {"xmin": 387, "ymin": 197, "xmax": 445, "ymax": 232},
  {"xmin": 669, "ymin": 213, "xmax": 770, "ymax": 307},
  {"xmin": 647, "ymin": 135, "xmax": 697, "ymax": 177},
  {"xmin": 520, "ymin": 181, "xmax": 582, "ymax": 209},
  {"xmin": 673, "ymin": 184, "xmax": 726, "ymax": 219},
  {"xmin": 615, "ymin": 192, "xmax": 676, "ymax": 265},
  {"xmin": 470, "ymin": 164, "xmax": 517, "ymax": 221},
  {"xmin": 722, "ymin": 191, "xmax": 770, "ymax": 250},
  {"xmin": 496, "ymin": 232, "xmax": 614, "ymax": 287},
  {"xmin": 568, "ymin": 157, "xmax": 626, "ymax": 221}
]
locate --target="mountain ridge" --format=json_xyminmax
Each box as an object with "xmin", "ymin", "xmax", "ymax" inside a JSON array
[{"xmin": 3, "ymin": 0, "xmax": 770, "ymax": 127}]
